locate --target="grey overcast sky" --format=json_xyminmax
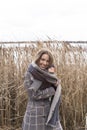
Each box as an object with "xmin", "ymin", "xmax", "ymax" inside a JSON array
[{"xmin": 0, "ymin": 0, "xmax": 87, "ymax": 41}]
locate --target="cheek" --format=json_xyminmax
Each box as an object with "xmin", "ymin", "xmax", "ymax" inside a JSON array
[
  {"xmin": 47, "ymin": 62, "xmax": 49, "ymax": 66},
  {"xmin": 38, "ymin": 60, "xmax": 43, "ymax": 66},
  {"xmin": 39, "ymin": 60, "xmax": 42, "ymax": 64}
]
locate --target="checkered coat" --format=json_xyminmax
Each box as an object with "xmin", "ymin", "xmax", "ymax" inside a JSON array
[{"xmin": 22, "ymin": 71, "xmax": 63, "ymax": 130}]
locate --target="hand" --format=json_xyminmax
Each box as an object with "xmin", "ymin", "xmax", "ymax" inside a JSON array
[
  {"xmin": 48, "ymin": 67, "xmax": 55, "ymax": 73},
  {"xmin": 55, "ymin": 79, "xmax": 61, "ymax": 86}
]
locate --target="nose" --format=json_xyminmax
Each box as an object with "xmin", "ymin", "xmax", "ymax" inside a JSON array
[{"xmin": 43, "ymin": 61, "xmax": 47, "ymax": 65}]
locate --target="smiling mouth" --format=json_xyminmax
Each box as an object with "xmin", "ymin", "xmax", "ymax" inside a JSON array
[{"xmin": 40, "ymin": 65, "xmax": 46, "ymax": 69}]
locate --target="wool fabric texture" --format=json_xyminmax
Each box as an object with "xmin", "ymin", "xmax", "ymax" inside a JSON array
[{"xmin": 22, "ymin": 62, "xmax": 63, "ymax": 130}]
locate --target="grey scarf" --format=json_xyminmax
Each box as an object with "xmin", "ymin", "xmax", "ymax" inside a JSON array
[{"xmin": 29, "ymin": 62, "xmax": 58, "ymax": 84}]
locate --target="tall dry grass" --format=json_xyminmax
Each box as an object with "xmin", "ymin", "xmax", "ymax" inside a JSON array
[{"xmin": 0, "ymin": 41, "xmax": 87, "ymax": 130}]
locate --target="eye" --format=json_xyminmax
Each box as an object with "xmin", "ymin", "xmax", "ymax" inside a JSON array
[
  {"xmin": 41, "ymin": 58, "xmax": 45, "ymax": 61},
  {"xmin": 47, "ymin": 60, "xmax": 49, "ymax": 63}
]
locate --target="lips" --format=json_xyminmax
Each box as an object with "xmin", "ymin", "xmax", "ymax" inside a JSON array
[{"xmin": 39, "ymin": 65, "xmax": 46, "ymax": 69}]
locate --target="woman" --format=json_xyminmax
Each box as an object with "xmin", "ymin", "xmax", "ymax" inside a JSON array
[{"xmin": 22, "ymin": 49, "xmax": 63, "ymax": 130}]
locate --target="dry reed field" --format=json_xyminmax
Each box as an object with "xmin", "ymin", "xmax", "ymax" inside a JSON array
[{"xmin": 0, "ymin": 41, "xmax": 87, "ymax": 130}]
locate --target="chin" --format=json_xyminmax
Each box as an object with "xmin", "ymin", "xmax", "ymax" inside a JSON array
[
  {"xmin": 40, "ymin": 67, "xmax": 46, "ymax": 70},
  {"xmin": 40, "ymin": 68, "xmax": 45, "ymax": 70}
]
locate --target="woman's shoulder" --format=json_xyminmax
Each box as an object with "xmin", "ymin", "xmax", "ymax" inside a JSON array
[{"xmin": 25, "ymin": 69, "xmax": 34, "ymax": 80}]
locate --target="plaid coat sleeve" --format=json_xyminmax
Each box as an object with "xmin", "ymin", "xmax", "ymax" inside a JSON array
[
  {"xmin": 24, "ymin": 71, "xmax": 33, "ymax": 90},
  {"xmin": 33, "ymin": 87, "xmax": 55, "ymax": 100},
  {"xmin": 24, "ymin": 71, "xmax": 55, "ymax": 100}
]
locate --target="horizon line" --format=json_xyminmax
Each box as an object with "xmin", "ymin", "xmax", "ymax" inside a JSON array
[{"xmin": 0, "ymin": 40, "xmax": 87, "ymax": 44}]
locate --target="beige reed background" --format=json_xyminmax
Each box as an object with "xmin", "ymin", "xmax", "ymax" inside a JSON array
[{"xmin": 0, "ymin": 41, "xmax": 87, "ymax": 130}]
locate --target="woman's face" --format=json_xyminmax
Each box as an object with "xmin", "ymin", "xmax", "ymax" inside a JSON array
[{"xmin": 38, "ymin": 54, "xmax": 50, "ymax": 70}]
